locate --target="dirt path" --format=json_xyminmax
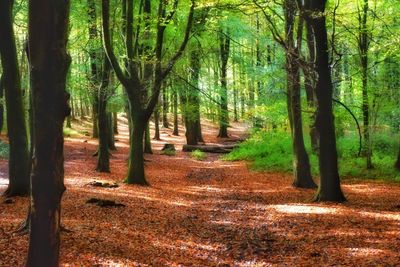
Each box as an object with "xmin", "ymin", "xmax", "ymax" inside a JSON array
[{"xmin": 1, "ymin": 120, "xmax": 400, "ymax": 266}]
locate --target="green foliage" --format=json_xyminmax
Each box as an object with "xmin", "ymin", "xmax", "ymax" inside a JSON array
[
  {"xmin": 225, "ymin": 130, "xmax": 400, "ymax": 182},
  {"xmin": 63, "ymin": 127, "xmax": 82, "ymax": 138},
  {"xmin": 162, "ymin": 149, "xmax": 176, "ymax": 156},
  {"xmin": 190, "ymin": 150, "xmax": 207, "ymax": 161},
  {"xmin": 0, "ymin": 140, "xmax": 9, "ymax": 159}
]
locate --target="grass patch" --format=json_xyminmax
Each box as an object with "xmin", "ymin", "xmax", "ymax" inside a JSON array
[
  {"xmin": 224, "ymin": 129, "xmax": 400, "ymax": 182},
  {"xmin": 63, "ymin": 127, "xmax": 82, "ymax": 138},
  {"xmin": 162, "ymin": 149, "xmax": 176, "ymax": 156},
  {"xmin": 190, "ymin": 150, "xmax": 207, "ymax": 161}
]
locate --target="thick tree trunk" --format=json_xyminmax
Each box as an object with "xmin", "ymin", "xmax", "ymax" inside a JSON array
[
  {"xmin": 126, "ymin": 113, "xmax": 148, "ymax": 185},
  {"xmin": 304, "ymin": 0, "xmax": 346, "ymax": 202},
  {"xmin": 0, "ymin": 0, "xmax": 30, "ymax": 197},
  {"xmin": 26, "ymin": 0, "xmax": 71, "ymax": 265}
]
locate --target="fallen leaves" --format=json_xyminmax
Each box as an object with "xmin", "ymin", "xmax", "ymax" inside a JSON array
[{"xmin": 0, "ymin": 122, "xmax": 400, "ymax": 266}]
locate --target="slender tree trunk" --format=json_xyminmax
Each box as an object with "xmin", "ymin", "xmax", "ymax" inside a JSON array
[
  {"xmin": 0, "ymin": 75, "xmax": 4, "ymax": 133},
  {"xmin": 26, "ymin": 0, "xmax": 71, "ymax": 265},
  {"xmin": 218, "ymin": 31, "xmax": 230, "ymax": 138},
  {"xmin": 144, "ymin": 123, "xmax": 153, "ymax": 154},
  {"xmin": 304, "ymin": 22, "xmax": 319, "ymax": 154},
  {"xmin": 304, "ymin": 0, "xmax": 346, "ymax": 202},
  {"xmin": 359, "ymin": 0, "xmax": 373, "ymax": 169},
  {"xmin": 0, "ymin": 0, "xmax": 30, "ymax": 197},
  {"xmin": 285, "ymin": 0, "xmax": 316, "ymax": 188},
  {"xmin": 173, "ymin": 88, "xmax": 179, "ymax": 136},
  {"xmin": 162, "ymin": 87, "xmax": 169, "ymax": 128},
  {"xmin": 396, "ymin": 143, "xmax": 400, "ymax": 171},
  {"xmin": 108, "ymin": 113, "xmax": 116, "ymax": 150},
  {"xmin": 113, "ymin": 111, "xmax": 118, "ymax": 134},
  {"xmin": 96, "ymin": 59, "xmax": 111, "ymax": 172},
  {"xmin": 153, "ymin": 108, "xmax": 161, "ymax": 140}
]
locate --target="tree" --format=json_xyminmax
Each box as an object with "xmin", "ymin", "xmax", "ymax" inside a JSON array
[
  {"xmin": 0, "ymin": 0, "xmax": 30, "ymax": 197},
  {"xmin": 101, "ymin": 0, "xmax": 195, "ymax": 185},
  {"xmin": 217, "ymin": 29, "xmax": 230, "ymax": 138},
  {"xmin": 284, "ymin": 0, "xmax": 316, "ymax": 189},
  {"xmin": 303, "ymin": 0, "xmax": 346, "ymax": 202},
  {"xmin": 396, "ymin": 143, "xmax": 400, "ymax": 171},
  {"xmin": 358, "ymin": 0, "xmax": 373, "ymax": 169},
  {"xmin": 25, "ymin": 0, "xmax": 71, "ymax": 265}
]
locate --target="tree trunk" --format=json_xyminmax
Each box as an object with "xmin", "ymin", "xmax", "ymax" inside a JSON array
[
  {"xmin": 396, "ymin": 143, "xmax": 400, "ymax": 171},
  {"xmin": 304, "ymin": 21, "xmax": 319, "ymax": 154},
  {"xmin": 218, "ymin": 31, "xmax": 230, "ymax": 138},
  {"xmin": 0, "ymin": 0, "xmax": 30, "ymax": 197},
  {"xmin": 284, "ymin": 0, "xmax": 316, "ymax": 189},
  {"xmin": 173, "ymin": 88, "xmax": 179, "ymax": 136},
  {"xmin": 126, "ymin": 113, "xmax": 148, "ymax": 185},
  {"xmin": 96, "ymin": 59, "xmax": 111, "ymax": 172},
  {"xmin": 113, "ymin": 111, "xmax": 118, "ymax": 134},
  {"xmin": 26, "ymin": 0, "xmax": 71, "ymax": 265},
  {"xmin": 162, "ymin": 87, "xmax": 169, "ymax": 128},
  {"xmin": 304, "ymin": 0, "xmax": 346, "ymax": 202},
  {"xmin": 108, "ymin": 113, "xmax": 116, "ymax": 150},
  {"xmin": 359, "ymin": 0, "xmax": 373, "ymax": 169},
  {"xmin": 153, "ymin": 108, "xmax": 161, "ymax": 140},
  {"xmin": 0, "ymin": 74, "xmax": 4, "ymax": 133},
  {"xmin": 144, "ymin": 123, "xmax": 153, "ymax": 154}
]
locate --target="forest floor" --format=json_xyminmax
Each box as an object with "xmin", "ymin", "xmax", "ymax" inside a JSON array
[{"xmin": 1, "ymin": 118, "xmax": 400, "ymax": 266}]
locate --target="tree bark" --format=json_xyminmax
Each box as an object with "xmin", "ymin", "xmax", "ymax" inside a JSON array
[
  {"xmin": 26, "ymin": 0, "xmax": 71, "ymax": 265},
  {"xmin": 173, "ymin": 88, "xmax": 179, "ymax": 136},
  {"xmin": 304, "ymin": 0, "xmax": 346, "ymax": 202},
  {"xmin": 162, "ymin": 87, "xmax": 169, "ymax": 128},
  {"xmin": 0, "ymin": 0, "xmax": 30, "ymax": 197},
  {"xmin": 284, "ymin": 0, "xmax": 316, "ymax": 189},
  {"xmin": 126, "ymin": 114, "xmax": 148, "ymax": 185},
  {"xmin": 96, "ymin": 59, "xmax": 111, "ymax": 172},
  {"xmin": 218, "ymin": 31, "xmax": 230, "ymax": 138},
  {"xmin": 396, "ymin": 143, "xmax": 400, "ymax": 171}
]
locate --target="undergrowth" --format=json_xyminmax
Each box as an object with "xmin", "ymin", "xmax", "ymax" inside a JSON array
[
  {"xmin": 191, "ymin": 150, "xmax": 207, "ymax": 161},
  {"xmin": 224, "ymin": 129, "xmax": 400, "ymax": 182}
]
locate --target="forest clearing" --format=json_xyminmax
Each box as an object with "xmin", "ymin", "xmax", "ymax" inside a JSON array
[{"xmin": 1, "ymin": 120, "xmax": 400, "ymax": 266}]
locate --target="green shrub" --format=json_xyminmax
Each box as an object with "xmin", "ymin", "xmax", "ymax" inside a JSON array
[
  {"xmin": 162, "ymin": 149, "xmax": 176, "ymax": 156},
  {"xmin": 190, "ymin": 150, "xmax": 207, "ymax": 161},
  {"xmin": 225, "ymin": 129, "xmax": 400, "ymax": 182}
]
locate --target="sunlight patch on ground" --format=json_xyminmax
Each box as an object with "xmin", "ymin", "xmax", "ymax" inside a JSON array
[
  {"xmin": 346, "ymin": 247, "xmax": 388, "ymax": 257},
  {"xmin": 0, "ymin": 177, "xmax": 8, "ymax": 186},
  {"xmin": 269, "ymin": 204, "xmax": 339, "ymax": 214},
  {"xmin": 358, "ymin": 211, "xmax": 400, "ymax": 221}
]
